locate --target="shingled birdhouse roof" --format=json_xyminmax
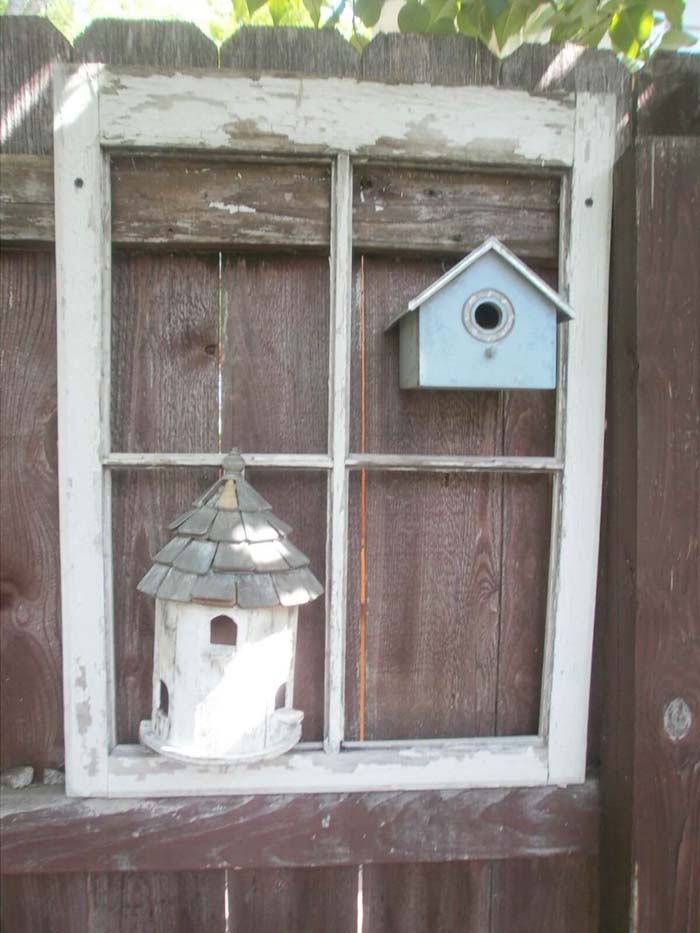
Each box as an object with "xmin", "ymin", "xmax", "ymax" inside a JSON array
[{"xmin": 137, "ymin": 450, "xmax": 323, "ymax": 609}]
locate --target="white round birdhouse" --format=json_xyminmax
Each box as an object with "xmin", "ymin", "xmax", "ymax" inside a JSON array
[{"xmin": 137, "ymin": 450, "xmax": 323, "ymax": 765}]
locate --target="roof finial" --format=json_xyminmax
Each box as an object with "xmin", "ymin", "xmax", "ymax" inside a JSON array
[{"xmin": 221, "ymin": 448, "xmax": 245, "ymax": 476}]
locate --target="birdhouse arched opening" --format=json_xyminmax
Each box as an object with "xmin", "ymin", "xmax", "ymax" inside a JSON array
[{"xmin": 210, "ymin": 615, "xmax": 237, "ymax": 647}]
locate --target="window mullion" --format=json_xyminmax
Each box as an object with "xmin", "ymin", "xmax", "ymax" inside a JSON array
[{"xmin": 324, "ymin": 153, "xmax": 353, "ymax": 753}]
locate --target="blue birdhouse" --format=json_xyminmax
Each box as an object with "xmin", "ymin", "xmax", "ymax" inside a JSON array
[{"xmin": 387, "ymin": 237, "xmax": 573, "ymax": 391}]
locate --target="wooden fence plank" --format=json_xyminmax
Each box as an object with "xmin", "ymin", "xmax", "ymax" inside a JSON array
[
  {"xmin": 0, "ymin": 154, "xmax": 54, "ymax": 243},
  {"xmin": 221, "ymin": 255, "xmax": 330, "ymax": 453},
  {"xmin": 0, "ymin": 782, "xmax": 600, "ymax": 874},
  {"xmin": 361, "ymin": 33, "xmax": 498, "ymax": 85},
  {"xmin": 352, "ymin": 165, "xmax": 559, "ymax": 263},
  {"xmin": 361, "ymin": 862, "xmax": 491, "ymax": 933},
  {"xmin": 346, "ymin": 470, "xmax": 501, "ymax": 741},
  {"xmin": 221, "ymin": 25, "xmax": 359, "ymax": 77},
  {"xmin": 227, "ymin": 867, "xmax": 357, "ymax": 933},
  {"xmin": 0, "ymin": 252, "xmax": 63, "ymax": 772},
  {"xmin": 112, "ymin": 157, "xmax": 331, "ymax": 250},
  {"xmin": 74, "ymin": 19, "xmax": 217, "ymax": 67},
  {"xmin": 349, "ymin": 256, "xmax": 501, "ymax": 457},
  {"xmin": 634, "ymin": 136, "xmax": 700, "ymax": 933},
  {"xmin": 490, "ymin": 856, "xmax": 598, "ymax": 933},
  {"xmin": 0, "ymin": 16, "xmax": 73, "ymax": 156},
  {"xmin": 89, "ymin": 871, "xmax": 226, "ymax": 933},
  {"xmin": 0, "ymin": 873, "xmax": 90, "ymax": 932}
]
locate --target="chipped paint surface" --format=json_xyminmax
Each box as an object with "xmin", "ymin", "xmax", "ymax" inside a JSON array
[
  {"xmin": 208, "ymin": 200, "xmax": 256, "ymax": 215},
  {"xmin": 96, "ymin": 69, "xmax": 576, "ymax": 168}
]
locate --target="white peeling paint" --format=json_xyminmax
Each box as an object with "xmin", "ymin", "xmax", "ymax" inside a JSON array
[{"xmin": 208, "ymin": 200, "xmax": 256, "ymax": 215}]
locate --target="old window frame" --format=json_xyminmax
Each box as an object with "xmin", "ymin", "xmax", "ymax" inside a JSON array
[{"xmin": 54, "ymin": 64, "xmax": 615, "ymax": 796}]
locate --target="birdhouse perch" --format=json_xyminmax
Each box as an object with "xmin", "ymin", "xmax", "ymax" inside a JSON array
[{"xmin": 137, "ymin": 450, "xmax": 323, "ymax": 766}]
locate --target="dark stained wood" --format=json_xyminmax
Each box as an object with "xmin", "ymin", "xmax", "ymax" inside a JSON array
[
  {"xmin": 111, "ymin": 253, "xmax": 219, "ymax": 453},
  {"xmin": 633, "ymin": 136, "xmax": 700, "ymax": 933},
  {"xmin": 0, "ymin": 252, "xmax": 63, "ymax": 771},
  {"xmin": 598, "ymin": 144, "xmax": 638, "ymax": 933},
  {"xmin": 495, "ymin": 475, "xmax": 551, "ymax": 736},
  {"xmin": 0, "ymin": 873, "xmax": 89, "ymax": 932},
  {"xmin": 353, "ymin": 165, "xmax": 559, "ymax": 263},
  {"xmin": 89, "ymin": 871, "xmax": 227, "ymax": 932},
  {"xmin": 346, "ymin": 470, "xmax": 502, "ymax": 741},
  {"xmin": 361, "ymin": 862, "xmax": 491, "ymax": 932},
  {"xmin": 221, "ymin": 255, "xmax": 330, "ymax": 454},
  {"xmin": 227, "ymin": 867, "xmax": 357, "ymax": 932},
  {"xmin": 349, "ymin": 255, "xmax": 502, "ymax": 456},
  {"xmin": 0, "ymin": 154, "xmax": 54, "ymax": 244},
  {"xmin": 245, "ymin": 470, "xmax": 327, "ymax": 741},
  {"xmin": 221, "ymin": 25, "xmax": 359, "ymax": 77},
  {"xmin": 490, "ymin": 856, "xmax": 598, "ymax": 933},
  {"xmin": 636, "ymin": 53, "xmax": 700, "ymax": 137},
  {"xmin": 111, "ymin": 157, "xmax": 331, "ymax": 250},
  {"xmin": 74, "ymin": 19, "xmax": 217, "ymax": 67},
  {"xmin": 361, "ymin": 33, "xmax": 498, "ymax": 85},
  {"xmin": 0, "ymin": 16, "xmax": 73, "ymax": 156},
  {"xmin": 0, "ymin": 781, "xmax": 600, "ymax": 873}
]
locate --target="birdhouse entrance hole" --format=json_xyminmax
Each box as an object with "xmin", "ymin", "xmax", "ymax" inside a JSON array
[
  {"xmin": 474, "ymin": 302, "xmax": 502, "ymax": 331},
  {"xmin": 462, "ymin": 288, "xmax": 515, "ymax": 344},
  {"xmin": 158, "ymin": 680, "xmax": 169, "ymax": 716},
  {"xmin": 210, "ymin": 615, "xmax": 237, "ymax": 647}
]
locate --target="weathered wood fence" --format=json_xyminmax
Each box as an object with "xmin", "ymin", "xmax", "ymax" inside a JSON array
[{"xmin": 0, "ymin": 16, "xmax": 698, "ymax": 932}]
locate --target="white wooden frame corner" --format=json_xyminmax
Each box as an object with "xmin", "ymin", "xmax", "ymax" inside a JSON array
[{"xmin": 53, "ymin": 63, "xmax": 615, "ymax": 797}]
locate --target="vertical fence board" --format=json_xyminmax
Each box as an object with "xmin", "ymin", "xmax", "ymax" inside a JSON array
[
  {"xmin": 0, "ymin": 17, "xmax": 73, "ymax": 156},
  {"xmin": 361, "ymin": 862, "xmax": 492, "ymax": 933},
  {"xmin": 90, "ymin": 871, "xmax": 226, "ymax": 933},
  {"xmin": 0, "ymin": 253, "xmax": 62, "ymax": 773},
  {"xmin": 221, "ymin": 254, "xmax": 330, "ymax": 454},
  {"xmin": 490, "ymin": 856, "xmax": 598, "ymax": 933},
  {"xmin": 226, "ymin": 867, "xmax": 358, "ymax": 933},
  {"xmin": 634, "ymin": 137, "xmax": 700, "ymax": 933},
  {"xmin": 74, "ymin": 19, "xmax": 217, "ymax": 67},
  {"xmin": 111, "ymin": 254, "xmax": 219, "ymax": 743},
  {"xmin": 0, "ymin": 873, "xmax": 90, "ymax": 932},
  {"xmin": 217, "ymin": 28, "xmax": 362, "ymax": 914}
]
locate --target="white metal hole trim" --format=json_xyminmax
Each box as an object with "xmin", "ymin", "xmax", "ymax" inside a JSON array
[{"xmin": 462, "ymin": 288, "xmax": 515, "ymax": 343}]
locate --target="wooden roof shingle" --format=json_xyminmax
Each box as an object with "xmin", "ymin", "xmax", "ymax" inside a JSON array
[{"xmin": 137, "ymin": 449, "xmax": 323, "ymax": 608}]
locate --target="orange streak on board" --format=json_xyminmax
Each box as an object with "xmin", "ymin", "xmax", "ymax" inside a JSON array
[{"xmin": 359, "ymin": 256, "xmax": 367, "ymax": 742}]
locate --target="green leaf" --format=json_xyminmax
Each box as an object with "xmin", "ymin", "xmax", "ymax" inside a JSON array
[
  {"xmin": 550, "ymin": 16, "xmax": 583, "ymax": 43},
  {"xmin": 268, "ymin": 0, "xmax": 288, "ymax": 23},
  {"xmin": 246, "ymin": 0, "xmax": 269, "ymax": 14},
  {"xmin": 425, "ymin": 0, "xmax": 457, "ymax": 21},
  {"xmin": 322, "ymin": 0, "xmax": 347, "ymax": 28},
  {"xmin": 428, "ymin": 16, "xmax": 457, "ymax": 31},
  {"xmin": 576, "ymin": 14, "xmax": 612, "ymax": 46},
  {"xmin": 494, "ymin": 1, "xmax": 532, "ymax": 49},
  {"xmin": 484, "ymin": 0, "xmax": 509, "ymax": 22},
  {"xmin": 398, "ymin": 1, "xmax": 431, "ymax": 32},
  {"xmin": 658, "ymin": 26, "xmax": 699, "ymax": 48},
  {"xmin": 457, "ymin": 3, "xmax": 480, "ymax": 35},
  {"xmin": 609, "ymin": 4, "xmax": 654, "ymax": 54},
  {"xmin": 355, "ymin": 0, "xmax": 384, "ymax": 26},
  {"xmin": 303, "ymin": 0, "xmax": 323, "ymax": 25}
]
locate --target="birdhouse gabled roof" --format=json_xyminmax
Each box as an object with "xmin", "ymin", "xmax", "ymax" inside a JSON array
[
  {"xmin": 386, "ymin": 237, "xmax": 574, "ymax": 331},
  {"xmin": 137, "ymin": 450, "xmax": 323, "ymax": 609}
]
